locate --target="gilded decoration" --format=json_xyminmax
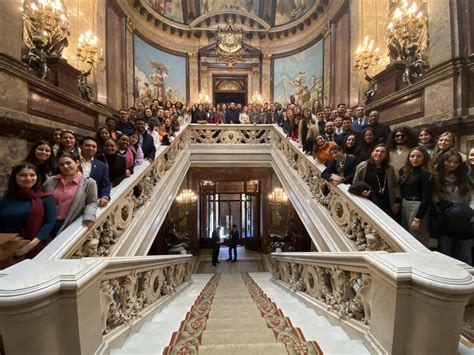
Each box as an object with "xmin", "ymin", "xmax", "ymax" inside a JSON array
[{"xmin": 216, "ymin": 18, "xmax": 245, "ymax": 67}]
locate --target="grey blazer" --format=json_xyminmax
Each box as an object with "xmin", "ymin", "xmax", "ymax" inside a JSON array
[{"xmin": 43, "ymin": 175, "xmax": 98, "ymax": 235}]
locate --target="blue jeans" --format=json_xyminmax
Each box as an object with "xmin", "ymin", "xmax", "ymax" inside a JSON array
[{"xmin": 438, "ymin": 236, "xmax": 472, "ymax": 265}]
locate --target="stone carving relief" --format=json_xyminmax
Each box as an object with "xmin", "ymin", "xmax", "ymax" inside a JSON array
[
  {"xmin": 100, "ymin": 261, "xmax": 191, "ymax": 335},
  {"xmin": 190, "ymin": 127, "xmax": 272, "ymax": 144},
  {"xmin": 273, "ymin": 260, "xmax": 372, "ymax": 325}
]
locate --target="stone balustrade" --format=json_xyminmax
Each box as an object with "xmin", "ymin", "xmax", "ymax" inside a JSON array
[
  {"xmin": 0, "ymin": 255, "xmax": 192, "ymax": 355},
  {"xmin": 272, "ymin": 252, "xmax": 474, "ymax": 354},
  {"xmin": 36, "ymin": 123, "xmax": 428, "ymax": 260}
]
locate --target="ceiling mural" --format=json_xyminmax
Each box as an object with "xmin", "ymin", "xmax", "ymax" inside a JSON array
[
  {"xmin": 275, "ymin": 0, "xmax": 316, "ymax": 26},
  {"xmin": 140, "ymin": 0, "xmax": 319, "ymax": 26},
  {"xmin": 200, "ymin": 0, "xmax": 260, "ymax": 16},
  {"xmin": 147, "ymin": 0, "xmax": 184, "ymax": 23}
]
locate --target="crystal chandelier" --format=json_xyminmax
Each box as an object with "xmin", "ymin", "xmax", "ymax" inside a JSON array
[
  {"xmin": 198, "ymin": 91, "xmax": 210, "ymax": 104},
  {"xmin": 251, "ymin": 93, "xmax": 263, "ymax": 106},
  {"xmin": 385, "ymin": 0, "xmax": 428, "ymax": 84},
  {"xmin": 176, "ymin": 189, "xmax": 198, "ymax": 211}
]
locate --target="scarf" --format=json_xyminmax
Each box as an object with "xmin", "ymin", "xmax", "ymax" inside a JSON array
[
  {"xmin": 119, "ymin": 148, "xmax": 134, "ymax": 169},
  {"xmin": 15, "ymin": 189, "xmax": 51, "ymax": 240}
]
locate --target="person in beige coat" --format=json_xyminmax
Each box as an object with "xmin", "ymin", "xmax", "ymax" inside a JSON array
[{"xmin": 353, "ymin": 144, "xmax": 401, "ymax": 219}]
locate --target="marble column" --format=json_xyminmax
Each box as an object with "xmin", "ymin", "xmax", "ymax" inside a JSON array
[
  {"xmin": 0, "ymin": 0, "xmax": 23, "ymax": 60},
  {"xmin": 125, "ymin": 18, "xmax": 135, "ymax": 107},
  {"xmin": 261, "ymin": 54, "xmax": 272, "ymax": 103},
  {"xmin": 323, "ymin": 24, "xmax": 331, "ymax": 107},
  {"xmin": 188, "ymin": 52, "xmax": 199, "ymax": 104},
  {"xmin": 95, "ymin": 0, "xmax": 108, "ymax": 106},
  {"xmin": 427, "ymin": 0, "xmax": 454, "ymax": 67}
]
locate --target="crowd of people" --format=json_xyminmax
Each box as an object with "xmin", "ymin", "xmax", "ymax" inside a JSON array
[{"xmin": 0, "ymin": 95, "xmax": 472, "ymax": 267}]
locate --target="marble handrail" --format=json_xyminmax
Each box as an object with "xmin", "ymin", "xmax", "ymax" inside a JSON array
[
  {"xmin": 38, "ymin": 123, "xmax": 427, "ymax": 260},
  {"xmin": 0, "ymin": 254, "xmax": 192, "ymax": 354},
  {"xmin": 271, "ymin": 251, "xmax": 474, "ymax": 354},
  {"xmin": 36, "ymin": 125, "xmax": 191, "ymax": 260}
]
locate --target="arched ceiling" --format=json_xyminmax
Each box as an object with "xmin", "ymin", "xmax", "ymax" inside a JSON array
[{"xmin": 133, "ymin": 0, "xmax": 330, "ymax": 40}]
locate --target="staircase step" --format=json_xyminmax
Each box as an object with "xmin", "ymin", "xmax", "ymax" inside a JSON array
[
  {"xmin": 211, "ymin": 299, "xmax": 255, "ymax": 306},
  {"xmin": 211, "ymin": 303, "xmax": 258, "ymax": 313},
  {"xmin": 121, "ymin": 333, "xmax": 170, "ymax": 351},
  {"xmin": 201, "ymin": 329, "xmax": 277, "ymax": 345},
  {"xmin": 198, "ymin": 343, "xmax": 288, "ymax": 355},
  {"xmin": 205, "ymin": 317, "xmax": 268, "ymax": 330},
  {"xmin": 208, "ymin": 308, "xmax": 260, "ymax": 319},
  {"xmin": 315, "ymin": 339, "xmax": 371, "ymax": 354}
]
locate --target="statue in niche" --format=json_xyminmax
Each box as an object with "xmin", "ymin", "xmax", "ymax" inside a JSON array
[
  {"xmin": 268, "ymin": 218, "xmax": 304, "ymax": 253},
  {"xmin": 165, "ymin": 216, "xmax": 191, "ymax": 254}
]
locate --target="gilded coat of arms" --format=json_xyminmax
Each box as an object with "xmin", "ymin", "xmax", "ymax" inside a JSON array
[{"xmin": 216, "ymin": 18, "xmax": 245, "ymax": 67}]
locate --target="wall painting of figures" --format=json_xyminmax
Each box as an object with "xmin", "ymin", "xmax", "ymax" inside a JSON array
[
  {"xmin": 274, "ymin": 0, "xmax": 316, "ymax": 26},
  {"xmin": 273, "ymin": 39, "xmax": 323, "ymax": 108},
  {"xmin": 200, "ymin": 0, "xmax": 260, "ymax": 15},
  {"xmin": 146, "ymin": 0, "xmax": 184, "ymax": 23},
  {"xmin": 133, "ymin": 35, "xmax": 187, "ymax": 106}
]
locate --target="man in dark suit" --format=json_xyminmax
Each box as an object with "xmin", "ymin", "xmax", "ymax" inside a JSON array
[
  {"xmin": 321, "ymin": 145, "xmax": 360, "ymax": 185},
  {"xmin": 368, "ymin": 110, "xmax": 391, "ymax": 143},
  {"xmin": 211, "ymin": 226, "xmax": 222, "ymax": 266},
  {"xmin": 351, "ymin": 105, "xmax": 369, "ymax": 134},
  {"xmin": 274, "ymin": 102, "xmax": 284, "ymax": 126},
  {"xmin": 79, "ymin": 137, "xmax": 111, "ymax": 207},
  {"xmin": 225, "ymin": 102, "xmax": 240, "ymax": 124},
  {"xmin": 227, "ymin": 224, "xmax": 239, "ymax": 262},
  {"xmin": 135, "ymin": 117, "xmax": 156, "ymax": 161}
]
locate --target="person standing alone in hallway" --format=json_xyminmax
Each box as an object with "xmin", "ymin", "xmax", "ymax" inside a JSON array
[
  {"xmin": 227, "ymin": 224, "xmax": 239, "ymax": 262},
  {"xmin": 211, "ymin": 226, "xmax": 222, "ymax": 266}
]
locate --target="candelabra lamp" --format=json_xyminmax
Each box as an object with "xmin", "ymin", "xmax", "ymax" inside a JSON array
[
  {"xmin": 175, "ymin": 189, "xmax": 198, "ymax": 216},
  {"xmin": 354, "ymin": 36, "xmax": 380, "ymax": 102},
  {"xmin": 268, "ymin": 187, "xmax": 288, "ymax": 222},
  {"xmin": 22, "ymin": 0, "xmax": 70, "ymax": 79},
  {"xmin": 385, "ymin": 0, "xmax": 428, "ymax": 84},
  {"xmin": 251, "ymin": 93, "xmax": 263, "ymax": 106},
  {"xmin": 198, "ymin": 91, "xmax": 210, "ymax": 105},
  {"xmin": 76, "ymin": 30, "xmax": 103, "ymax": 102}
]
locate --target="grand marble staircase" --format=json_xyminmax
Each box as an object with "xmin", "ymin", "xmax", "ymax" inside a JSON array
[{"xmin": 112, "ymin": 273, "xmax": 370, "ymax": 355}]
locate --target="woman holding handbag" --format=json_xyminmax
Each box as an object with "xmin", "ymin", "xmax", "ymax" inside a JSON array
[{"xmin": 0, "ymin": 163, "xmax": 56, "ymax": 265}]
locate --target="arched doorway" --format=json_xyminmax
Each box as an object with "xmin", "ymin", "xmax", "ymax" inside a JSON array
[{"xmin": 213, "ymin": 75, "xmax": 247, "ymax": 105}]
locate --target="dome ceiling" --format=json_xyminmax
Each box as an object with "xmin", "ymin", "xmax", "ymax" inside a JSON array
[{"xmin": 134, "ymin": 0, "xmax": 330, "ymax": 39}]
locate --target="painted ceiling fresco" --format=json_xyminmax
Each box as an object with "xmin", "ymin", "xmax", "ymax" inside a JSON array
[{"xmin": 145, "ymin": 0, "xmax": 316, "ymax": 26}]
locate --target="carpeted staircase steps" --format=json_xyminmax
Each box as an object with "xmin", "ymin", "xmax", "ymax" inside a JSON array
[{"xmin": 112, "ymin": 272, "xmax": 371, "ymax": 354}]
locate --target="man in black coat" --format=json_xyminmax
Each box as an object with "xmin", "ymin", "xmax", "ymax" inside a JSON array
[
  {"xmin": 321, "ymin": 145, "xmax": 360, "ymax": 185},
  {"xmin": 211, "ymin": 226, "xmax": 222, "ymax": 266},
  {"xmin": 135, "ymin": 118, "xmax": 156, "ymax": 161},
  {"xmin": 368, "ymin": 110, "xmax": 391, "ymax": 143},
  {"xmin": 227, "ymin": 224, "xmax": 239, "ymax": 262},
  {"xmin": 116, "ymin": 109, "xmax": 135, "ymax": 136},
  {"xmin": 225, "ymin": 102, "xmax": 240, "ymax": 124}
]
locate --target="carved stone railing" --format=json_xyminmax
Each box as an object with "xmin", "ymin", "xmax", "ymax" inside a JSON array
[
  {"xmin": 272, "ymin": 252, "xmax": 474, "ymax": 355},
  {"xmin": 188, "ymin": 124, "xmax": 426, "ymax": 253},
  {"xmin": 0, "ymin": 255, "xmax": 192, "ymax": 355},
  {"xmin": 36, "ymin": 126, "xmax": 190, "ymax": 260},
  {"xmin": 38, "ymin": 123, "xmax": 426, "ymax": 260},
  {"xmin": 269, "ymin": 127, "xmax": 427, "ymax": 253}
]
